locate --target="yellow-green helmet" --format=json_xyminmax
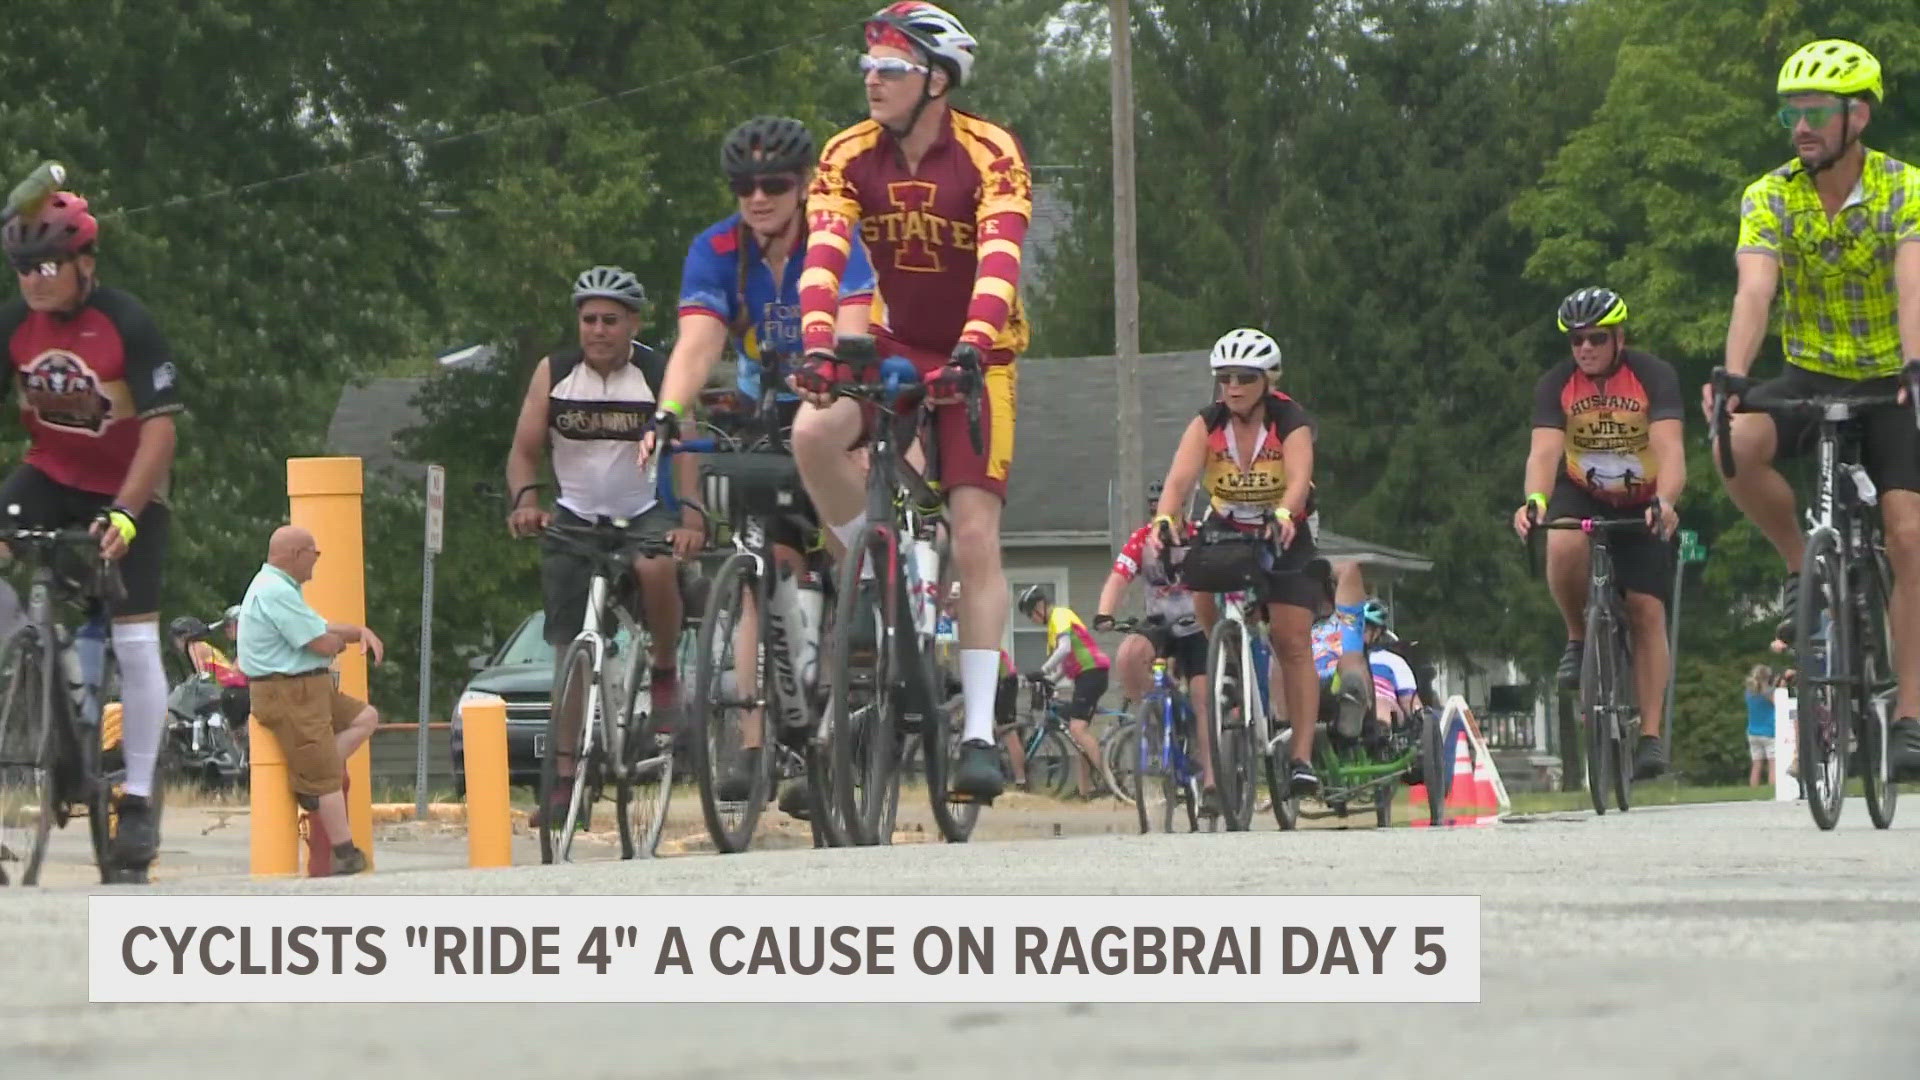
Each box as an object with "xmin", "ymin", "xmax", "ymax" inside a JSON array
[
  {"xmin": 1778, "ymin": 39, "xmax": 1883, "ymax": 102},
  {"xmin": 1556, "ymin": 287, "xmax": 1627, "ymax": 332}
]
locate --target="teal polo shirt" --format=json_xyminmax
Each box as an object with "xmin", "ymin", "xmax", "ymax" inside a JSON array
[{"xmin": 236, "ymin": 563, "xmax": 331, "ymax": 678}]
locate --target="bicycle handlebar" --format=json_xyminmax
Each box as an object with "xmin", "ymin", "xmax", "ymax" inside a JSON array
[
  {"xmin": 0, "ymin": 516, "xmax": 127, "ymax": 606},
  {"xmin": 831, "ymin": 333, "xmax": 984, "ymax": 456},
  {"xmin": 1710, "ymin": 362, "xmax": 1920, "ymax": 481},
  {"xmin": 1521, "ymin": 508, "xmax": 1649, "ymax": 579}
]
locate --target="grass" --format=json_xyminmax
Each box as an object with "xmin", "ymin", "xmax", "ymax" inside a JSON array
[{"xmin": 1505, "ymin": 781, "xmax": 1774, "ymax": 815}]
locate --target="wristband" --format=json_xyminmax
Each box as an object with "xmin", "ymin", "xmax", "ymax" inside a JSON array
[
  {"xmin": 1526, "ymin": 492, "xmax": 1548, "ymax": 515},
  {"xmin": 659, "ymin": 399, "xmax": 684, "ymax": 418},
  {"xmin": 1275, "ymin": 507, "xmax": 1294, "ymax": 522},
  {"xmin": 105, "ymin": 507, "xmax": 137, "ymax": 543}
]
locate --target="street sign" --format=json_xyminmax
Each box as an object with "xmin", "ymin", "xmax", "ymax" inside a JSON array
[
  {"xmin": 425, "ymin": 464, "xmax": 446, "ymax": 555},
  {"xmin": 1677, "ymin": 528, "xmax": 1706, "ymax": 565}
]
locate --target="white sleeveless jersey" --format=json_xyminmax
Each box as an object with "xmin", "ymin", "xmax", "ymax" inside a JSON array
[{"xmin": 547, "ymin": 342, "xmax": 664, "ymax": 521}]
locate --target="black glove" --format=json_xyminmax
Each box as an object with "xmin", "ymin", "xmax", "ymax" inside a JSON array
[
  {"xmin": 929, "ymin": 343, "xmax": 983, "ymax": 405},
  {"xmin": 1091, "ymin": 614, "xmax": 1115, "ymax": 632}
]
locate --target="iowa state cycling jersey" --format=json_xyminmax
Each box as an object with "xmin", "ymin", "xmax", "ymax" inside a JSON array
[
  {"xmin": 1530, "ymin": 350, "xmax": 1683, "ymax": 507},
  {"xmin": 546, "ymin": 342, "xmax": 666, "ymax": 521},
  {"xmin": 800, "ymin": 109, "xmax": 1033, "ymax": 361},
  {"xmin": 677, "ymin": 213, "xmax": 876, "ymax": 401},
  {"xmin": 1113, "ymin": 522, "xmax": 1200, "ymax": 636},
  {"xmin": 0, "ymin": 286, "xmax": 183, "ymax": 497},
  {"xmin": 1199, "ymin": 393, "xmax": 1315, "ymax": 526}
]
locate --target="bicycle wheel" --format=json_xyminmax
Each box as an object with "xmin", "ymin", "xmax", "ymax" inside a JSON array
[
  {"xmin": 1797, "ymin": 530, "xmax": 1849, "ymax": 831},
  {"xmin": 1578, "ymin": 611, "xmax": 1613, "ymax": 816},
  {"xmin": 689, "ymin": 551, "xmax": 770, "ymax": 853},
  {"xmin": 829, "ymin": 524, "xmax": 901, "ymax": 846},
  {"xmin": 1418, "ymin": 705, "xmax": 1448, "ymax": 825},
  {"xmin": 539, "ymin": 639, "xmax": 597, "ymax": 864},
  {"xmin": 1025, "ymin": 725, "xmax": 1074, "ymax": 797},
  {"xmin": 1205, "ymin": 620, "xmax": 1256, "ymax": 831},
  {"xmin": 85, "ymin": 641, "xmax": 120, "ymax": 882},
  {"xmin": 0, "ymin": 630, "xmax": 52, "ymax": 886},
  {"xmin": 1610, "ymin": 630, "xmax": 1635, "ymax": 814},
  {"xmin": 614, "ymin": 657, "xmax": 672, "ymax": 859},
  {"xmin": 1101, "ymin": 717, "xmax": 1139, "ymax": 807},
  {"xmin": 1129, "ymin": 699, "xmax": 1173, "ymax": 833},
  {"xmin": 1858, "ymin": 551, "xmax": 1897, "ymax": 829}
]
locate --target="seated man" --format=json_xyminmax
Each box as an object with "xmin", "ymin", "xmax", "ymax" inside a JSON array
[{"xmin": 1359, "ymin": 600, "xmax": 1421, "ymax": 732}]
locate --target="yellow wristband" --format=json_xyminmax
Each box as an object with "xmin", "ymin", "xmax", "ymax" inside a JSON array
[
  {"xmin": 1275, "ymin": 507, "xmax": 1294, "ymax": 522},
  {"xmin": 659, "ymin": 399, "xmax": 684, "ymax": 418},
  {"xmin": 1526, "ymin": 492, "xmax": 1548, "ymax": 514},
  {"xmin": 105, "ymin": 508, "xmax": 136, "ymax": 543}
]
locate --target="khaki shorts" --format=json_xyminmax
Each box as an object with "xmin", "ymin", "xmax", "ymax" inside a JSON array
[
  {"xmin": 250, "ymin": 671, "xmax": 369, "ymax": 796},
  {"xmin": 1748, "ymin": 734, "xmax": 1775, "ymax": 761}
]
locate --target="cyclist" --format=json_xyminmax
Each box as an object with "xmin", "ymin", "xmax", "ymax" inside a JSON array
[
  {"xmin": 1359, "ymin": 601, "xmax": 1421, "ymax": 728},
  {"xmin": 0, "ymin": 186, "xmax": 182, "ymax": 875},
  {"xmin": 788, "ymin": 1, "xmax": 1032, "ymax": 802},
  {"xmin": 1150, "ymin": 327, "xmax": 1323, "ymax": 799},
  {"xmin": 1710, "ymin": 38, "xmax": 1920, "ymax": 776},
  {"xmin": 1306, "ymin": 561, "xmax": 1380, "ymax": 742},
  {"xmin": 1513, "ymin": 286, "xmax": 1682, "ymax": 780},
  {"xmin": 646, "ymin": 116, "xmax": 878, "ymax": 815},
  {"xmin": 1093, "ymin": 482, "xmax": 1211, "ymax": 743},
  {"xmin": 1017, "ymin": 585, "xmax": 1111, "ymax": 799},
  {"xmin": 505, "ymin": 266, "xmax": 707, "ymax": 825}
]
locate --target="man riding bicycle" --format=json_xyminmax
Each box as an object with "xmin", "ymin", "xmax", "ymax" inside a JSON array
[
  {"xmin": 1150, "ymin": 327, "xmax": 1323, "ymax": 801},
  {"xmin": 1094, "ymin": 482, "xmax": 1211, "ymax": 731},
  {"xmin": 1017, "ymin": 585, "xmax": 1111, "ymax": 800},
  {"xmin": 645, "ymin": 116, "xmax": 877, "ymax": 816},
  {"xmin": 787, "ymin": 1, "xmax": 1032, "ymax": 803},
  {"xmin": 0, "ymin": 185, "xmax": 182, "ymax": 875},
  {"xmin": 1513, "ymin": 286, "xmax": 1683, "ymax": 780},
  {"xmin": 1710, "ymin": 39, "xmax": 1920, "ymax": 776},
  {"xmin": 505, "ymin": 266, "xmax": 706, "ymax": 825}
]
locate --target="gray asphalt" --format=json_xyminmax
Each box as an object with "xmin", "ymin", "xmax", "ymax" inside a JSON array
[{"xmin": 4, "ymin": 799, "xmax": 1918, "ymax": 1079}]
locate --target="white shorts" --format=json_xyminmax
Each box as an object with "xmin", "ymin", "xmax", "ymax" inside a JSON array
[{"xmin": 1747, "ymin": 734, "xmax": 1775, "ymax": 761}]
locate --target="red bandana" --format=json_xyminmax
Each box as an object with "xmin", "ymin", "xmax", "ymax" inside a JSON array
[{"xmin": 865, "ymin": 21, "xmax": 917, "ymax": 53}]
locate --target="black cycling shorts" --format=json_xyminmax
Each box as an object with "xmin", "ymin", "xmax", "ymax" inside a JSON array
[
  {"xmin": 1744, "ymin": 365, "xmax": 1920, "ymax": 493},
  {"xmin": 1065, "ymin": 668, "xmax": 1109, "ymax": 722},
  {"xmin": 0, "ymin": 465, "xmax": 169, "ymax": 617},
  {"xmin": 1546, "ymin": 479, "xmax": 1673, "ymax": 604},
  {"xmin": 1133, "ymin": 622, "xmax": 1209, "ymax": 681},
  {"xmin": 540, "ymin": 504, "xmax": 677, "ymax": 647}
]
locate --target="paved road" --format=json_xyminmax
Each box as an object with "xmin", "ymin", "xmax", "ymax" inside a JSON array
[{"xmin": 5, "ymin": 799, "xmax": 1917, "ymax": 1079}]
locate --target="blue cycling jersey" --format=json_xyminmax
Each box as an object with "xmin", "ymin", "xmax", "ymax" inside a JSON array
[{"xmin": 677, "ymin": 213, "xmax": 877, "ymax": 402}]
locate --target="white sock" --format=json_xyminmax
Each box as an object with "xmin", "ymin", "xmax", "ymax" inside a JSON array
[
  {"xmin": 829, "ymin": 513, "xmax": 875, "ymax": 581},
  {"xmin": 111, "ymin": 621, "xmax": 166, "ymax": 799},
  {"xmin": 960, "ymin": 650, "xmax": 1001, "ymax": 743}
]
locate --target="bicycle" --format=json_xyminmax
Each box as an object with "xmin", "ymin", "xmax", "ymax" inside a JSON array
[
  {"xmin": 0, "ymin": 516, "xmax": 130, "ymax": 885},
  {"xmin": 1106, "ymin": 617, "xmax": 1203, "ymax": 833},
  {"xmin": 512, "ymin": 484, "xmax": 681, "ymax": 864},
  {"xmin": 1007, "ymin": 676, "xmax": 1125, "ymax": 800},
  {"xmin": 1712, "ymin": 365, "xmax": 1916, "ymax": 829},
  {"xmin": 824, "ymin": 334, "xmax": 981, "ymax": 846},
  {"xmin": 1525, "ymin": 513, "xmax": 1652, "ymax": 815}
]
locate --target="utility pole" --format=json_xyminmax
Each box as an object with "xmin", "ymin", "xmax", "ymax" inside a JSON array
[{"xmin": 1110, "ymin": 0, "xmax": 1143, "ymax": 532}]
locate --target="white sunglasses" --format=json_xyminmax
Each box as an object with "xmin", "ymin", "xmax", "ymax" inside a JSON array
[{"xmin": 858, "ymin": 55, "xmax": 930, "ymax": 79}]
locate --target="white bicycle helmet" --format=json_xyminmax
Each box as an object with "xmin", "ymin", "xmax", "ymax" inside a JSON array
[
  {"xmin": 867, "ymin": 2, "xmax": 978, "ymax": 88},
  {"xmin": 571, "ymin": 265, "xmax": 647, "ymax": 310},
  {"xmin": 1209, "ymin": 327, "xmax": 1282, "ymax": 373}
]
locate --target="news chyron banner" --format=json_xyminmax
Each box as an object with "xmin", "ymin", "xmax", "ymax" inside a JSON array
[{"xmin": 92, "ymin": 895, "xmax": 1480, "ymax": 1003}]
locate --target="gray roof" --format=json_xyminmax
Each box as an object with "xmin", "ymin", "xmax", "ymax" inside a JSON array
[{"xmin": 326, "ymin": 377, "xmax": 426, "ymax": 482}]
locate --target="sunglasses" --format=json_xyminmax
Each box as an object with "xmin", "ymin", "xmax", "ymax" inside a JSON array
[
  {"xmin": 1215, "ymin": 370, "xmax": 1264, "ymax": 387},
  {"xmin": 1568, "ymin": 330, "xmax": 1613, "ymax": 347},
  {"xmin": 858, "ymin": 54, "xmax": 930, "ymax": 80},
  {"xmin": 10, "ymin": 256, "xmax": 64, "ymax": 277},
  {"xmin": 1778, "ymin": 101, "xmax": 1849, "ymax": 129},
  {"xmin": 579, "ymin": 312, "xmax": 627, "ymax": 326},
  {"xmin": 728, "ymin": 175, "xmax": 798, "ymax": 198}
]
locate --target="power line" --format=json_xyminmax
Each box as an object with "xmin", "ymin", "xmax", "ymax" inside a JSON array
[{"xmin": 105, "ymin": 18, "xmax": 867, "ymax": 221}]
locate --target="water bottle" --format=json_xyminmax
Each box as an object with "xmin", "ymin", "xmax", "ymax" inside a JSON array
[
  {"xmin": 906, "ymin": 536, "xmax": 939, "ymax": 637},
  {"xmin": 766, "ymin": 568, "xmax": 824, "ymax": 728},
  {"xmin": 2, "ymin": 161, "xmax": 65, "ymax": 224},
  {"xmin": 792, "ymin": 574, "xmax": 823, "ymax": 688},
  {"xmin": 1847, "ymin": 463, "xmax": 1879, "ymax": 506},
  {"xmin": 74, "ymin": 616, "xmax": 109, "ymax": 728}
]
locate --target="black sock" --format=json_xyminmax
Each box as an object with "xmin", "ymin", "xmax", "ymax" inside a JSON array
[{"xmin": 333, "ymin": 840, "xmax": 357, "ymax": 857}]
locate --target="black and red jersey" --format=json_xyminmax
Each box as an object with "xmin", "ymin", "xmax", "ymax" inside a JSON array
[
  {"xmin": 1530, "ymin": 349, "xmax": 1682, "ymax": 507},
  {"xmin": 0, "ymin": 286, "xmax": 184, "ymax": 496}
]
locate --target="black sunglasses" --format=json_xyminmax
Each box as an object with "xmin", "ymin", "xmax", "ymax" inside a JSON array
[
  {"xmin": 579, "ymin": 312, "xmax": 626, "ymax": 326},
  {"xmin": 1214, "ymin": 370, "xmax": 1264, "ymax": 386},
  {"xmin": 728, "ymin": 175, "xmax": 798, "ymax": 198},
  {"xmin": 9, "ymin": 254, "xmax": 67, "ymax": 276},
  {"xmin": 1568, "ymin": 330, "xmax": 1612, "ymax": 347}
]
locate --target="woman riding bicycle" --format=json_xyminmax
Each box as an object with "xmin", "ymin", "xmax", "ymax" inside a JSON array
[{"xmin": 1148, "ymin": 327, "xmax": 1323, "ymax": 801}]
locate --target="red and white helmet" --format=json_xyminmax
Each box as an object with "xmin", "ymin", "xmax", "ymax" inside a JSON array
[{"xmin": 866, "ymin": 2, "xmax": 978, "ymax": 88}]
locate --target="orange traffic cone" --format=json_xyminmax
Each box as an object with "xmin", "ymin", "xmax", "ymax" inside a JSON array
[{"xmin": 1440, "ymin": 728, "xmax": 1487, "ymax": 827}]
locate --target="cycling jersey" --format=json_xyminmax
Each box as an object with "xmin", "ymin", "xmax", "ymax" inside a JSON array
[
  {"xmin": 1369, "ymin": 649, "xmax": 1418, "ymax": 713},
  {"xmin": 1042, "ymin": 605, "xmax": 1109, "ymax": 680},
  {"xmin": 1198, "ymin": 393, "xmax": 1315, "ymax": 527},
  {"xmin": 0, "ymin": 286, "xmax": 184, "ymax": 497},
  {"xmin": 799, "ymin": 109, "xmax": 1032, "ymax": 360},
  {"xmin": 546, "ymin": 342, "xmax": 667, "ymax": 521},
  {"xmin": 1530, "ymin": 350, "xmax": 1683, "ymax": 508},
  {"xmin": 1113, "ymin": 522, "xmax": 1200, "ymax": 636},
  {"xmin": 677, "ymin": 213, "xmax": 876, "ymax": 402},
  {"xmin": 187, "ymin": 639, "xmax": 248, "ymax": 689},
  {"xmin": 1736, "ymin": 148, "xmax": 1920, "ymax": 378}
]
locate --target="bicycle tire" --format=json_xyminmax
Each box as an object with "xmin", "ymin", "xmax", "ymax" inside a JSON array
[
  {"xmin": 539, "ymin": 639, "xmax": 597, "ymax": 864},
  {"xmin": 1579, "ymin": 608, "xmax": 1612, "ymax": 817},
  {"xmin": 1418, "ymin": 705, "xmax": 1448, "ymax": 825},
  {"xmin": 922, "ymin": 528, "xmax": 978, "ymax": 843},
  {"xmin": 1205, "ymin": 619, "xmax": 1255, "ymax": 831},
  {"xmin": 829, "ymin": 523, "xmax": 901, "ymax": 846},
  {"xmin": 1858, "ymin": 550, "xmax": 1898, "ymax": 829},
  {"xmin": 688, "ymin": 551, "xmax": 770, "ymax": 853},
  {"xmin": 1027, "ymin": 726, "xmax": 1074, "ymax": 797},
  {"xmin": 613, "ymin": 658, "xmax": 672, "ymax": 860},
  {"xmin": 1101, "ymin": 717, "xmax": 1139, "ymax": 807},
  {"xmin": 0, "ymin": 629, "xmax": 53, "ymax": 885},
  {"xmin": 86, "ymin": 641, "xmax": 120, "ymax": 882},
  {"xmin": 1129, "ymin": 698, "xmax": 1172, "ymax": 833},
  {"xmin": 1797, "ymin": 529, "xmax": 1849, "ymax": 831},
  {"xmin": 1610, "ymin": 629, "xmax": 1634, "ymax": 813}
]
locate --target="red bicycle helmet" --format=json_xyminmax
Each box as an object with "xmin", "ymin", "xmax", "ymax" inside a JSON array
[{"xmin": 3, "ymin": 191, "xmax": 99, "ymax": 258}]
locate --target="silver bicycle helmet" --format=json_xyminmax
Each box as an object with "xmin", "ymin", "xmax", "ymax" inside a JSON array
[
  {"xmin": 1209, "ymin": 327, "xmax": 1282, "ymax": 373},
  {"xmin": 571, "ymin": 265, "xmax": 647, "ymax": 310}
]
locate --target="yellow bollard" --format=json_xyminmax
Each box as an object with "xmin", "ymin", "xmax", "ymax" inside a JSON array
[
  {"xmin": 248, "ymin": 716, "xmax": 299, "ymax": 875},
  {"xmin": 461, "ymin": 696, "xmax": 511, "ymax": 868},
  {"xmin": 287, "ymin": 456, "xmax": 374, "ymax": 869}
]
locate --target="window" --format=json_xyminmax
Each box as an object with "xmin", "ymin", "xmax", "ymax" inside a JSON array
[{"xmin": 1005, "ymin": 566, "xmax": 1069, "ymax": 674}]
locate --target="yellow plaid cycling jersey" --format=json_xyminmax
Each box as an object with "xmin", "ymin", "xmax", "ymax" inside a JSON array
[{"xmin": 1736, "ymin": 148, "xmax": 1920, "ymax": 378}]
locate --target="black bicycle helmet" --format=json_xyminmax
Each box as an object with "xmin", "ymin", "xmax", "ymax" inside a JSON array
[
  {"xmin": 1017, "ymin": 584, "xmax": 1049, "ymax": 616},
  {"xmin": 1556, "ymin": 286, "xmax": 1628, "ymax": 332},
  {"xmin": 169, "ymin": 615, "xmax": 210, "ymax": 642},
  {"xmin": 721, "ymin": 116, "xmax": 816, "ymax": 176}
]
